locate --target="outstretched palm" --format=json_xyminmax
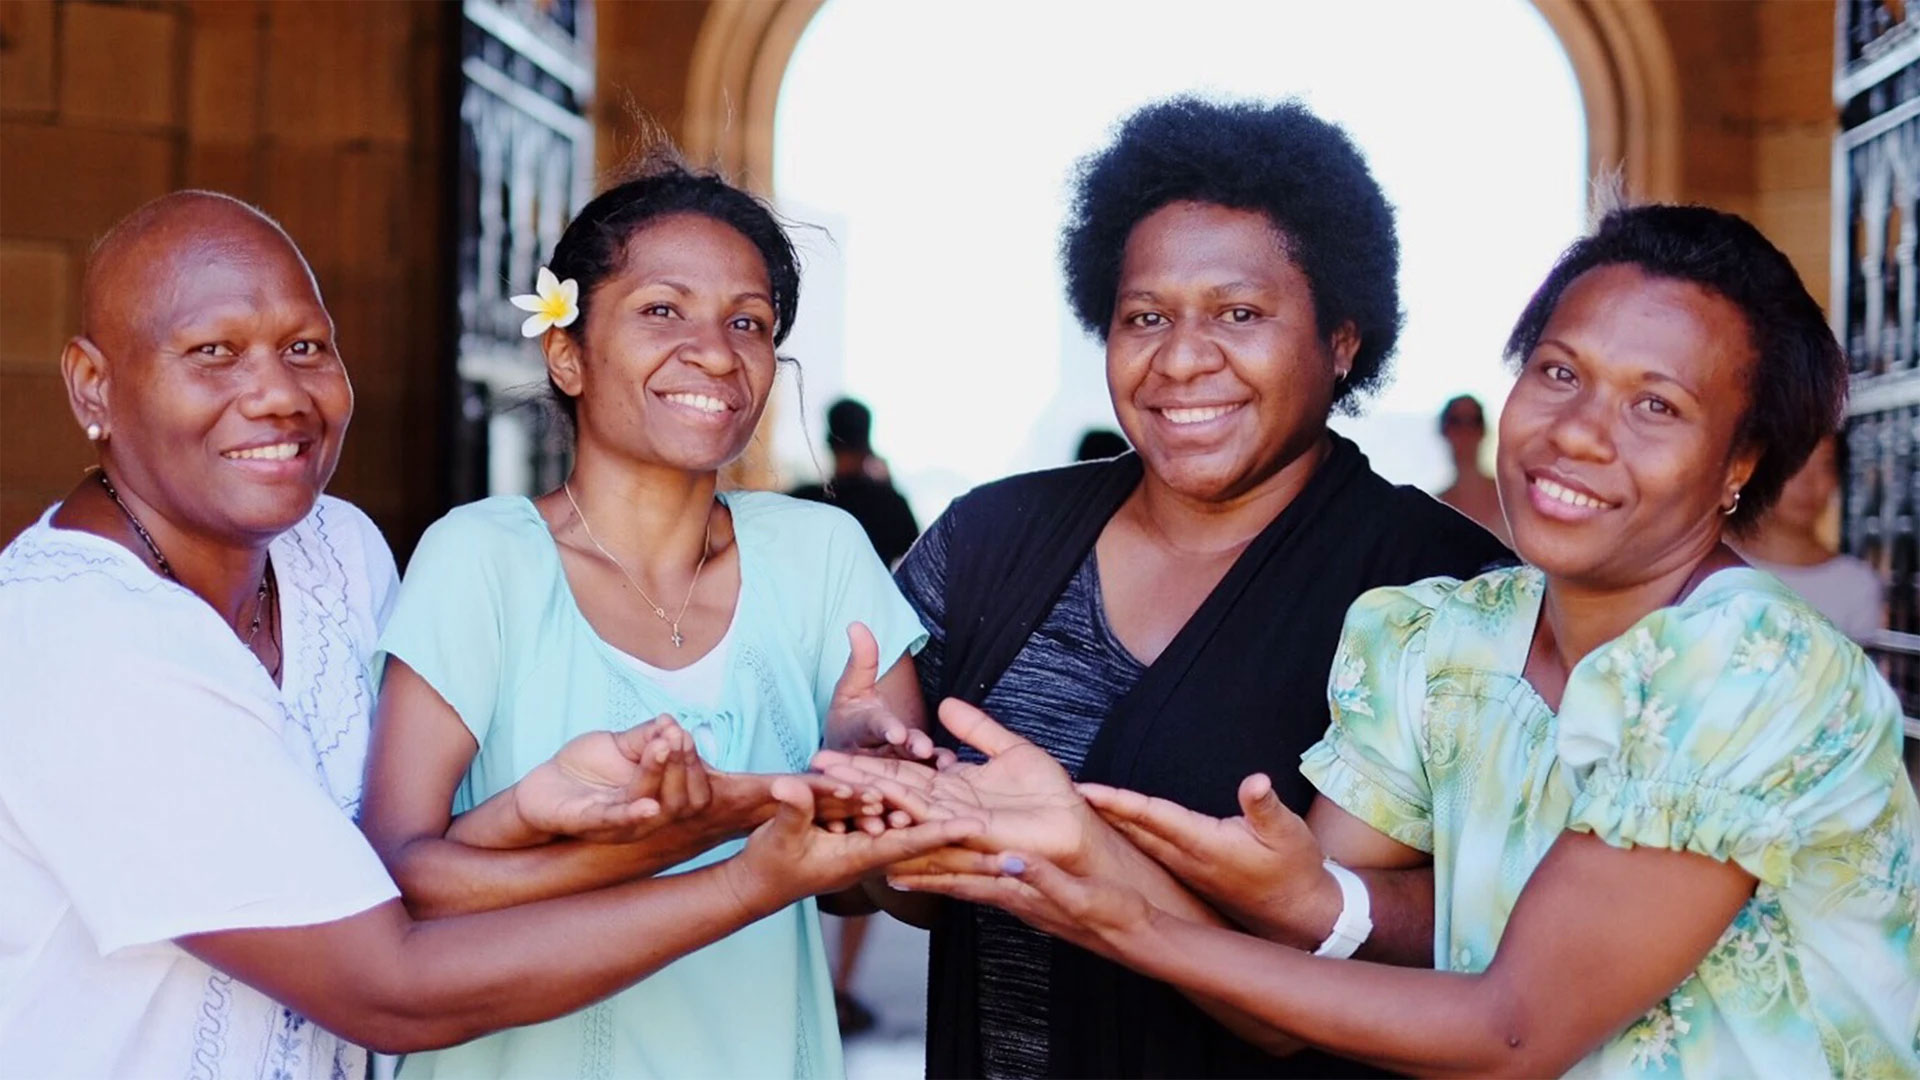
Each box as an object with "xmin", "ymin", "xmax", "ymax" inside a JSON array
[
  {"xmin": 814, "ymin": 699, "xmax": 1098, "ymax": 869},
  {"xmin": 1081, "ymin": 772, "xmax": 1330, "ymax": 942},
  {"xmin": 824, "ymin": 622, "xmax": 940, "ymax": 762}
]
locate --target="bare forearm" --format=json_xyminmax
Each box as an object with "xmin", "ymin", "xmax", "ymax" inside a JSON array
[
  {"xmin": 387, "ymin": 828, "xmax": 744, "ymax": 919},
  {"xmin": 444, "ymin": 787, "xmax": 549, "ymax": 848},
  {"xmin": 1113, "ymin": 912, "xmax": 1545, "ymax": 1077},
  {"xmin": 378, "ymin": 862, "xmax": 785, "ymax": 1051},
  {"xmin": 1090, "ymin": 838, "xmax": 1305, "ymax": 1054},
  {"xmin": 1348, "ymin": 867, "xmax": 1433, "ymax": 965},
  {"xmin": 1252, "ymin": 864, "xmax": 1434, "ymax": 965},
  {"xmin": 391, "ymin": 778, "xmax": 777, "ymax": 917},
  {"xmin": 186, "ymin": 862, "xmax": 795, "ymax": 1055}
]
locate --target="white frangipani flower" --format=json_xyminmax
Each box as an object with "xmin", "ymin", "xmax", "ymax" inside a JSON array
[{"xmin": 509, "ymin": 266, "xmax": 580, "ymax": 338}]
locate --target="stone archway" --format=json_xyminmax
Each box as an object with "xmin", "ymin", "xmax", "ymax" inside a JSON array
[
  {"xmin": 682, "ymin": 0, "xmax": 1682, "ymax": 204},
  {"xmin": 682, "ymin": 0, "xmax": 829, "ymax": 195}
]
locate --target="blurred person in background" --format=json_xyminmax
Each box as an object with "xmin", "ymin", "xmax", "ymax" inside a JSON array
[
  {"xmin": 1437, "ymin": 393, "xmax": 1510, "ymax": 544},
  {"xmin": 793, "ymin": 397, "xmax": 921, "ymax": 570},
  {"xmin": 1734, "ymin": 433, "xmax": 1883, "ymax": 642}
]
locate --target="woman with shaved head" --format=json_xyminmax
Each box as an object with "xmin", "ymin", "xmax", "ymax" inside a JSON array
[{"xmin": 0, "ymin": 191, "xmax": 973, "ymax": 1077}]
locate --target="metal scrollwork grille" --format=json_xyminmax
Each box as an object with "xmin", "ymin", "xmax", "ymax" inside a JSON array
[
  {"xmin": 1835, "ymin": 0, "xmax": 1920, "ymax": 737},
  {"xmin": 453, "ymin": 0, "xmax": 593, "ymax": 503}
]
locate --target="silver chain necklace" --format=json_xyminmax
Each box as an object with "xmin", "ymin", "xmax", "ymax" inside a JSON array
[{"xmin": 562, "ymin": 481, "xmax": 712, "ymax": 648}]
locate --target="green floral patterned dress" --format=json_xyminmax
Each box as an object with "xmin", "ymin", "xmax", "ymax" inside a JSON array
[{"xmin": 1301, "ymin": 565, "xmax": 1920, "ymax": 1078}]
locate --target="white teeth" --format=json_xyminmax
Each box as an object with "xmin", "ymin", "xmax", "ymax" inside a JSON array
[
  {"xmin": 664, "ymin": 393, "xmax": 728, "ymax": 414},
  {"xmin": 1160, "ymin": 404, "xmax": 1238, "ymax": 425},
  {"xmin": 1534, "ymin": 477, "xmax": 1610, "ymax": 510},
  {"xmin": 224, "ymin": 443, "xmax": 300, "ymax": 461}
]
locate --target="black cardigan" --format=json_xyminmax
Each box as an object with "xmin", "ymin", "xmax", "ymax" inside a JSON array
[{"xmin": 922, "ymin": 434, "xmax": 1513, "ymax": 1078}]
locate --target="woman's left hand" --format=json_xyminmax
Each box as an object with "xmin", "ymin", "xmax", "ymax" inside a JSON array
[{"xmin": 823, "ymin": 622, "xmax": 950, "ymax": 764}]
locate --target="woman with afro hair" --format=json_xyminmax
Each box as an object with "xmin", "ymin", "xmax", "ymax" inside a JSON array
[{"xmin": 819, "ymin": 96, "xmax": 1509, "ymax": 1077}]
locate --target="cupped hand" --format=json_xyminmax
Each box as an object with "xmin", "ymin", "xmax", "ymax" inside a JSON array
[
  {"xmin": 511, "ymin": 715, "xmax": 710, "ymax": 844},
  {"xmin": 730, "ymin": 776, "xmax": 986, "ymax": 905},
  {"xmin": 1081, "ymin": 772, "xmax": 1335, "ymax": 944},
  {"xmin": 823, "ymin": 623, "xmax": 950, "ymax": 765},
  {"xmin": 813, "ymin": 698, "xmax": 1106, "ymax": 872}
]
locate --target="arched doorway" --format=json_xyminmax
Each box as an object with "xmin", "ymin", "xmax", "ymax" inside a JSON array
[
  {"xmin": 684, "ymin": 0, "xmax": 1680, "ymax": 201},
  {"xmin": 714, "ymin": 1, "xmax": 1628, "ymax": 518}
]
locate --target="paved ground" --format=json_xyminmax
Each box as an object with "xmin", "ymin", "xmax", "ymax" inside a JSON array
[{"xmin": 826, "ymin": 913, "xmax": 931, "ymax": 1080}]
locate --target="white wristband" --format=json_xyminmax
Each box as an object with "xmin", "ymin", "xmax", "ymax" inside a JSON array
[{"xmin": 1311, "ymin": 860, "xmax": 1372, "ymax": 959}]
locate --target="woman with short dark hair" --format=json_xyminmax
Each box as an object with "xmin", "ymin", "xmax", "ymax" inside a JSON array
[
  {"xmin": 832, "ymin": 96, "xmax": 1510, "ymax": 1078},
  {"xmin": 972, "ymin": 205, "xmax": 1920, "ymax": 1078}
]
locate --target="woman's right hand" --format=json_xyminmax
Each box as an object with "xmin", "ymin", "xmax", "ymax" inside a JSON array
[
  {"xmin": 510, "ymin": 715, "xmax": 708, "ymax": 844},
  {"xmin": 1081, "ymin": 772, "xmax": 1339, "ymax": 945},
  {"xmin": 730, "ymin": 777, "xmax": 986, "ymax": 905}
]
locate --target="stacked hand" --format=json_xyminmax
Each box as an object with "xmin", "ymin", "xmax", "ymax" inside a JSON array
[
  {"xmin": 808, "ymin": 698, "xmax": 1157, "ymax": 954},
  {"xmin": 730, "ymin": 777, "xmax": 986, "ymax": 909},
  {"xmin": 810, "ymin": 699, "xmax": 1338, "ymax": 957},
  {"xmin": 510, "ymin": 715, "xmax": 893, "ymax": 846},
  {"xmin": 813, "ymin": 698, "xmax": 1110, "ymax": 872}
]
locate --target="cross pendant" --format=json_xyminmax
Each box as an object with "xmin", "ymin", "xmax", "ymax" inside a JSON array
[{"xmin": 671, "ymin": 628, "xmax": 684, "ymax": 648}]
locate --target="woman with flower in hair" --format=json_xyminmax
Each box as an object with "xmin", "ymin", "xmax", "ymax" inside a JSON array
[{"xmin": 358, "ymin": 158, "xmax": 947, "ymax": 1078}]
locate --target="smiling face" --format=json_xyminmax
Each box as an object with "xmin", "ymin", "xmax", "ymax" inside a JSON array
[
  {"xmin": 1106, "ymin": 201, "xmax": 1355, "ymax": 504},
  {"xmin": 77, "ymin": 201, "xmax": 351, "ymax": 545},
  {"xmin": 1497, "ymin": 264, "xmax": 1759, "ymax": 587},
  {"xmin": 549, "ymin": 212, "xmax": 778, "ymax": 473}
]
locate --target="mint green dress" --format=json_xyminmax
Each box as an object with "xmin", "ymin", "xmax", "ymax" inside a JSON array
[
  {"xmin": 1301, "ymin": 565, "xmax": 1920, "ymax": 1078},
  {"xmin": 376, "ymin": 492, "xmax": 927, "ymax": 1080}
]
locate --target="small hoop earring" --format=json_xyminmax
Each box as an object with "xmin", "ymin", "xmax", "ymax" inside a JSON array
[
  {"xmin": 85, "ymin": 423, "xmax": 104, "ymax": 442},
  {"xmin": 1721, "ymin": 489, "xmax": 1741, "ymax": 517}
]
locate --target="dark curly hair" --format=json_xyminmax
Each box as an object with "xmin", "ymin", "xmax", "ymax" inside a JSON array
[
  {"xmin": 1504, "ymin": 204, "xmax": 1846, "ymax": 532},
  {"xmin": 1060, "ymin": 96, "xmax": 1401, "ymax": 409},
  {"xmin": 543, "ymin": 155, "xmax": 801, "ymax": 425}
]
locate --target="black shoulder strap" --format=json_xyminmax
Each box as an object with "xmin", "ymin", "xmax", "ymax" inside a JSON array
[{"xmin": 937, "ymin": 454, "xmax": 1142, "ymax": 706}]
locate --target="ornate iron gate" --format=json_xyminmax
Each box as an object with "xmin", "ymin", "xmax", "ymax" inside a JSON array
[
  {"xmin": 452, "ymin": 0, "xmax": 593, "ymax": 504},
  {"xmin": 1834, "ymin": 0, "xmax": 1920, "ymax": 736}
]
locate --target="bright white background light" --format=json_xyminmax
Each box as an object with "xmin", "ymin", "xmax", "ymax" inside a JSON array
[{"xmin": 771, "ymin": 0, "xmax": 1587, "ymax": 524}]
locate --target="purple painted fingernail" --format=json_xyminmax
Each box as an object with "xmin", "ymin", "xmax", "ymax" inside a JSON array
[{"xmin": 1000, "ymin": 855, "xmax": 1026, "ymax": 875}]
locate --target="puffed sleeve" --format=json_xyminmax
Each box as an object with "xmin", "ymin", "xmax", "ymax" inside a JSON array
[
  {"xmin": 1556, "ymin": 581, "xmax": 1906, "ymax": 887},
  {"xmin": 1299, "ymin": 578, "xmax": 1459, "ymax": 853},
  {"xmin": 374, "ymin": 509, "xmax": 511, "ymax": 747}
]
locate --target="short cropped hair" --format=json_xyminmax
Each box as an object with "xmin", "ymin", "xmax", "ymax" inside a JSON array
[
  {"xmin": 1060, "ymin": 96, "xmax": 1402, "ymax": 408},
  {"xmin": 1504, "ymin": 205, "xmax": 1846, "ymax": 531}
]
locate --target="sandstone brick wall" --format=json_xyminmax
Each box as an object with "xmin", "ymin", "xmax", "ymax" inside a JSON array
[
  {"xmin": 0, "ymin": 0, "xmax": 456, "ymax": 556},
  {"xmin": 1651, "ymin": 0, "xmax": 1836, "ymax": 307}
]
